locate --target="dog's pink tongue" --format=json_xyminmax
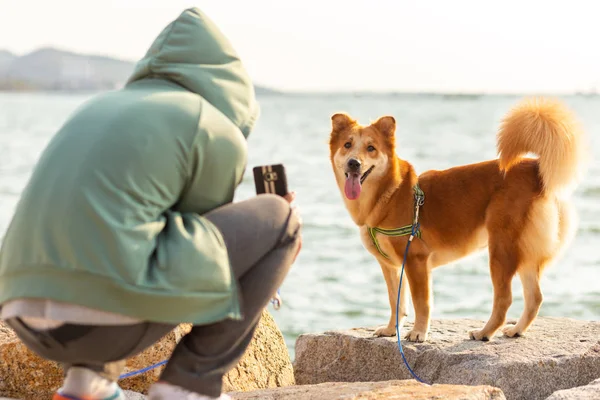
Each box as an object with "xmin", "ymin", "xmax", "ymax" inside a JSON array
[{"xmin": 344, "ymin": 175, "xmax": 362, "ymax": 200}]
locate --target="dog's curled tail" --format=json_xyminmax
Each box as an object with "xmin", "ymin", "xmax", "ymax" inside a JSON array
[{"xmin": 497, "ymin": 97, "xmax": 587, "ymax": 195}]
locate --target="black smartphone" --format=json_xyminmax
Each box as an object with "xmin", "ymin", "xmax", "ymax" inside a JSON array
[{"xmin": 253, "ymin": 164, "xmax": 289, "ymax": 197}]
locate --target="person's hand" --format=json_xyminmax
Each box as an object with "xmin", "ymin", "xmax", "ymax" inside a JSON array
[
  {"xmin": 283, "ymin": 191, "xmax": 295, "ymax": 204},
  {"xmin": 284, "ymin": 191, "xmax": 302, "ymax": 261}
]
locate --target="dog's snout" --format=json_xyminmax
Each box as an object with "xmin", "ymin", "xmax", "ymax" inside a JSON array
[{"xmin": 347, "ymin": 158, "xmax": 361, "ymax": 171}]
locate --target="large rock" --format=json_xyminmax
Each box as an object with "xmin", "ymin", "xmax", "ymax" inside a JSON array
[
  {"xmin": 229, "ymin": 379, "xmax": 506, "ymax": 399},
  {"xmin": 545, "ymin": 378, "xmax": 600, "ymax": 400},
  {"xmin": 293, "ymin": 317, "xmax": 600, "ymax": 400},
  {"xmin": 0, "ymin": 310, "xmax": 293, "ymax": 399},
  {"xmin": 123, "ymin": 391, "xmax": 147, "ymax": 400},
  {"xmin": 222, "ymin": 311, "xmax": 295, "ymax": 392},
  {"xmin": 0, "ymin": 381, "xmax": 504, "ymax": 400}
]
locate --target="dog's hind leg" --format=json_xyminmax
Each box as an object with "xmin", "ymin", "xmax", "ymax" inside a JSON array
[
  {"xmin": 470, "ymin": 238, "xmax": 519, "ymax": 341},
  {"xmin": 502, "ymin": 198, "xmax": 564, "ymax": 337},
  {"xmin": 503, "ymin": 265, "xmax": 544, "ymax": 337},
  {"xmin": 374, "ymin": 260, "xmax": 410, "ymax": 337}
]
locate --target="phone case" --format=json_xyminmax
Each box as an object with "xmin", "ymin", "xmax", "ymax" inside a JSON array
[{"xmin": 253, "ymin": 164, "xmax": 288, "ymax": 197}]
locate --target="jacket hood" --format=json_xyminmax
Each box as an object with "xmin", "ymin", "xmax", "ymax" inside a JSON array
[{"xmin": 127, "ymin": 8, "xmax": 259, "ymax": 138}]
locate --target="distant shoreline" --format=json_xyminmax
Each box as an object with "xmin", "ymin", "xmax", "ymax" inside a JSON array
[{"xmin": 2, "ymin": 47, "xmax": 598, "ymax": 99}]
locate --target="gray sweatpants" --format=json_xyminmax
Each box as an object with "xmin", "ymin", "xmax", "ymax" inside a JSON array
[{"xmin": 7, "ymin": 194, "xmax": 301, "ymax": 397}]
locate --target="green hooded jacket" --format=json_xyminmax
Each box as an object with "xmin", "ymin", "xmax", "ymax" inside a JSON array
[{"xmin": 0, "ymin": 8, "xmax": 259, "ymax": 325}]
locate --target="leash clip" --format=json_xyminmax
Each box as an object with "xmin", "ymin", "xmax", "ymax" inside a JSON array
[
  {"xmin": 413, "ymin": 188, "xmax": 425, "ymax": 226},
  {"xmin": 415, "ymin": 193, "xmax": 425, "ymax": 207},
  {"xmin": 271, "ymin": 292, "xmax": 282, "ymax": 310}
]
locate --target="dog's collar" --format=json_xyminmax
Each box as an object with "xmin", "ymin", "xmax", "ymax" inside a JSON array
[{"xmin": 367, "ymin": 184, "xmax": 425, "ymax": 259}]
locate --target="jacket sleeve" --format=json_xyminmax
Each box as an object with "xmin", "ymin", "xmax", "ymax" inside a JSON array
[
  {"xmin": 174, "ymin": 103, "xmax": 247, "ymax": 217},
  {"xmin": 165, "ymin": 103, "xmax": 247, "ymax": 275},
  {"xmin": 154, "ymin": 209, "xmax": 233, "ymax": 292}
]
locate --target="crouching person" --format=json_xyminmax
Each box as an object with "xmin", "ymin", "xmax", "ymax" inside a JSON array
[{"xmin": 0, "ymin": 8, "xmax": 302, "ymax": 400}]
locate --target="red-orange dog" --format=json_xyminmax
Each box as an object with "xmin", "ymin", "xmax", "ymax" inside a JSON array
[{"xmin": 328, "ymin": 98, "xmax": 587, "ymax": 342}]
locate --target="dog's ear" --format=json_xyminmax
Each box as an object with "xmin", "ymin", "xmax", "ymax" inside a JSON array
[
  {"xmin": 373, "ymin": 116, "xmax": 396, "ymax": 137},
  {"xmin": 331, "ymin": 113, "xmax": 356, "ymax": 132}
]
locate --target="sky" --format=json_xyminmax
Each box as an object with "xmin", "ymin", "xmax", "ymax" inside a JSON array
[{"xmin": 0, "ymin": 0, "xmax": 599, "ymax": 93}]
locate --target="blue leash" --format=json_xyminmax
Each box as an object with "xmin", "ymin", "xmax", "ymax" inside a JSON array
[
  {"xmin": 395, "ymin": 221, "xmax": 430, "ymax": 385},
  {"xmin": 119, "ymin": 360, "xmax": 168, "ymax": 380},
  {"xmin": 270, "ymin": 289, "xmax": 282, "ymax": 309}
]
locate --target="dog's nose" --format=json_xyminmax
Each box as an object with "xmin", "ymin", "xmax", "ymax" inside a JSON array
[{"xmin": 347, "ymin": 158, "xmax": 361, "ymax": 171}]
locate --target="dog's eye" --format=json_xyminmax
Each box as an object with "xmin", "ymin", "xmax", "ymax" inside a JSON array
[
  {"xmin": 367, "ymin": 145, "xmax": 375, "ymax": 152},
  {"xmin": 344, "ymin": 142, "xmax": 352, "ymax": 149}
]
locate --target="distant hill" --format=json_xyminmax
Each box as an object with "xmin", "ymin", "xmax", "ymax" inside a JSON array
[
  {"xmin": 0, "ymin": 50, "xmax": 15, "ymax": 64},
  {"xmin": 0, "ymin": 50, "xmax": 16, "ymax": 76},
  {"xmin": 0, "ymin": 47, "xmax": 133, "ymax": 91},
  {"xmin": 0, "ymin": 47, "xmax": 280, "ymax": 94}
]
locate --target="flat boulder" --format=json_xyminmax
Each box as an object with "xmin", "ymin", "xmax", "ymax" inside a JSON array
[
  {"xmin": 229, "ymin": 379, "xmax": 506, "ymax": 399},
  {"xmin": 545, "ymin": 378, "xmax": 600, "ymax": 400},
  {"xmin": 0, "ymin": 381, "xmax": 504, "ymax": 400},
  {"xmin": 124, "ymin": 391, "xmax": 147, "ymax": 400},
  {"xmin": 293, "ymin": 317, "xmax": 600, "ymax": 400},
  {"xmin": 0, "ymin": 310, "xmax": 293, "ymax": 399}
]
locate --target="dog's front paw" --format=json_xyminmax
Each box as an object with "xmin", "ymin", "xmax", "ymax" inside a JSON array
[
  {"xmin": 405, "ymin": 328, "xmax": 428, "ymax": 342},
  {"xmin": 469, "ymin": 329, "xmax": 491, "ymax": 342},
  {"xmin": 374, "ymin": 325, "xmax": 396, "ymax": 337},
  {"xmin": 502, "ymin": 325, "xmax": 523, "ymax": 338}
]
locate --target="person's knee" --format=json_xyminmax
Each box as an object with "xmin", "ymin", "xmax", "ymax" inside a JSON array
[
  {"xmin": 257, "ymin": 193, "xmax": 289, "ymax": 210},
  {"xmin": 255, "ymin": 194, "xmax": 291, "ymax": 222},
  {"xmin": 255, "ymin": 194, "xmax": 301, "ymax": 244}
]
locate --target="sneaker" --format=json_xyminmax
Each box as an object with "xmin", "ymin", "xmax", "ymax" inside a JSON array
[
  {"xmin": 52, "ymin": 367, "xmax": 126, "ymax": 400},
  {"xmin": 53, "ymin": 388, "xmax": 125, "ymax": 400},
  {"xmin": 148, "ymin": 382, "xmax": 231, "ymax": 400}
]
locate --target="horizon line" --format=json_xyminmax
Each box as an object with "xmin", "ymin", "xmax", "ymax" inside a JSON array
[{"xmin": 1, "ymin": 46, "xmax": 599, "ymax": 97}]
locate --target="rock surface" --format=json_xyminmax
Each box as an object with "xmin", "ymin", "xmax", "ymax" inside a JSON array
[
  {"xmin": 0, "ymin": 310, "xmax": 293, "ymax": 399},
  {"xmin": 545, "ymin": 378, "xmax": 600, "ymax": 400},
  {"xmin": 0, "ymin": 381, "xmax": 505, "ymax": 400},
  {"xmin": 124, "ymin": 391, "xmax": 147, "ymax": 400},
  {"xmin": 222, "ymin": 310, "xmax": 295, "ymax": 392},
  {"xmin": 294, "ymin": 317, "xmax": 600, "ymax": 400},
  {"xmin": 229, "ymin": 379, "xmax": 506, "ymax": 399}
]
